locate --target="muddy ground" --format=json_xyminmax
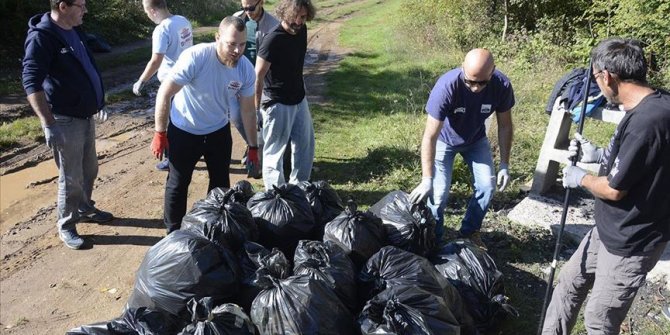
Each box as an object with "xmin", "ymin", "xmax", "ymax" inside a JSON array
[
  {"xmin": 0, "ymin": 11, "xmax": 345, "ymax": 334},
  {"xmin": 2, "ymin": 4, "xmax": 669, "ymax": 334}
]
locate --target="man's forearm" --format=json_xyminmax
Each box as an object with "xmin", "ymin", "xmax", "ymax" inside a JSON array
[
  {"xmin": 240, "ymin": 97, "xmax": 258, "ymax": 147},
  {"xmin": 26, "ymin": 91, "xmax": 55, "ymax": 126},
  {"xmin": 580, "ymin": 174, "xmax": 627, "ymax": 201},
  {"xmin": 154, "ymin": 90, "xmax": 170, "ymax": 132},
  {"xmin": 498, "ymin": 124, "xmax": 513, "ymax": 165}
]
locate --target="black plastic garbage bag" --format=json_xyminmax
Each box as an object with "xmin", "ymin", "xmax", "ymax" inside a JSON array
[
  {"xmin": 359, "ymin": 245, "xmax": 473, "ymax": 331},
  {"xmin": 297, "ymin": 180, "xmax": 344, "ymax": 239},
  {"xmin": 293, "ymin": 240, "xmax": 357, "ymax": 313},
  {"xmin": 359, "ymin": 246, "xmax": 455, "ymax": 303},
  {"xmin": 178, "ymin": 297, "xmax": 255, "ymax": 335},
  {"xmin": 126, "ymin": 230, "xmax": 241, "ymax": 320},
  {"xmin": 430, "ymin": 239, "xmax": 518, "ymax": 332},
  {"xmin": 370, "ymin": 191, "xmax": 436, "ymax": 257},
  {"xmin": 228, "ymin": 180, "xmax": 255, "ymax": 206},
  {"xmin": 247, "ymin": 184, "xmax": 315, "ymax": 259},
  {"xmin": 323, "ymin": 200, "xmax": 386, "ymax": 269},
  {"xmin": 251, "ymin": 273, "xmax": 357, "ymax": 335},
  {"xmin": 358, "ymin": 285, "xmax": 460, "ymax": 335},
  {"xmin": 182, "ymin": 187, "xmax": 258, "ymax": 252},
  {"xmin": 67, "ymin": 307, "xmax": 182, "ymax": 335},
  {"xmin": 235, "ymin": 242, "xmax": 291, "ymax": 313}
]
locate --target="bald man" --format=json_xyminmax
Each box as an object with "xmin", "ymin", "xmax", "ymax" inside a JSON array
[{"xmin": 409, "ymin": 49, "xmax": 515, "ymax": 247}]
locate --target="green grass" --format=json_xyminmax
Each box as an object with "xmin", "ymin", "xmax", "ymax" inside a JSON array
[
  {"xmin": 308, "ymin": 0, "xmax": 669, "ymax": 334},
  {"xmin": 0, "ymin": 117, "xmax": 43, "ymax": 150}
]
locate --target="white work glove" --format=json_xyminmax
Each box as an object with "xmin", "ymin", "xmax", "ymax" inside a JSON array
[
  {"xmin": 562, "ymin": 165, "xmax": 587, "ymax": 189},
  {"xmin": 95, "ymin": 108, "xmax": 108, "ymax": 122},
  {"xmin": 43, "ymin": 124, "xmax": 65, "ymax": 149},
  {"xmin": 409, "ymin": 177, "xmax": 433, "ymax": 204},
  {"xmin": 132, "ymin": 80, "xmax": 145, "ymax": 96},
  {"xmin": 497, "ymin": 163, "xmax": 510, "ymax": 191},
  {"xmin": 568, "ymin": 133, "xmax": 603, "ymax": 163}
]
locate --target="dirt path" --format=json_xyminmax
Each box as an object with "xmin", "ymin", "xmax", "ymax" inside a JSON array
[{"xmin": 0, "ymin": 10, "xmax": 351, "ymax": 334}]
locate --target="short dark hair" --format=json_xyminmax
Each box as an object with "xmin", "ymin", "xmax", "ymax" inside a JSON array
[
  {"xmin": 51, "ymin": 0, "xmax": 74, "ymax": 10},
  {"xmin": 591, "ymin": 37, "xmax": 647, "ymax": 83},
  {"xmin": 144, "ymin": 0, "xmax": 168, "ymax": 10},
  {"xmin": 275, "ymin": 0, "xmax": 316, "ymax": 22},
  {"xmin": 220, "ymin": 16, "xmax": 246, "ymax": 33}
]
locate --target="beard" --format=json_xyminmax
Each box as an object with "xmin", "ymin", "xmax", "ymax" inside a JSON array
[
  {"xmin": 223, "ymin": 54, "xmax": 241, "ymax": 67},
  {"xmin": 288, "ymin": 23, "xmax": 303, "ymax": 33}
]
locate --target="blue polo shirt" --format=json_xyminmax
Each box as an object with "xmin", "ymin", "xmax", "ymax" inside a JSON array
[{"xmin": 426, "ymin": 68, "xmax": 515, "ymax": 147}]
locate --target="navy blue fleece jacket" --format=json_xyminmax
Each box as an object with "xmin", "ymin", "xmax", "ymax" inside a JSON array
[{"xmin": 22, "ymin": 13, "xmax": 104, "ymax": 118}]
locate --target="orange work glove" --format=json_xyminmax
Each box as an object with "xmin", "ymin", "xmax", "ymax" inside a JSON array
[
  {"xmin": 246, "ymin": 146, "xmax": 261, "ymax": 178},
  {"xmin": 151, "ymin": 131, "xmax": 168, "ymax": 160}
]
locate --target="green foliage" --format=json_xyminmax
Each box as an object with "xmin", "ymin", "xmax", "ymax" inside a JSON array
[
  {"xmin": 0, "ymin": 117, "xmax": 42, "ymax": 149},
  {"xmin": 0, "ymin": 0, "xmax": 236, "ymax": 72},
  {"xmin": 583, "ymin": 0, "xmax": 670, "ymax": 78}
]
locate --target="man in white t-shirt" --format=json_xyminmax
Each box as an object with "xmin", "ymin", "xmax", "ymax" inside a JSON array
[
  {"xmin": 150, "ymin": 16, "xmax": 259, "ymax": 233},
  {"xmin": 134, "ymin": 0, "xmax": 193, "ymax": 170}
]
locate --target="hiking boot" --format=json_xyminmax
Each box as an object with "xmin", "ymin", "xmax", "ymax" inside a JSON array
[
  {"xmin": 59, "ymin": 229, "xmax": 84, "ymax": 250},
  {"xmin": 79, "ymin": 208, "xmax": 114, "ymax": 223},
  {"xmin": 155, "ymin": 158, "xmax": 169, "ymax": 171}
]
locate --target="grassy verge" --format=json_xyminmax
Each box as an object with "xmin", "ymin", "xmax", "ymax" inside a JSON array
[
  {"xmin": 0, "ymin": 117, "xmax": 42, "ymax": 150},
  {"xmin": 310, "ymin": 0, "xmax": 669, "ymax": 334}
]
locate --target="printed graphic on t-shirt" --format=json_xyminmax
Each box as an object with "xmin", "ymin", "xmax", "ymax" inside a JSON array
[
  {"xmin": 481, "ymin": 104, "xmax": 492, "ymax": 114},
  {"xmin": 454, "ymin": 107, "xmax": 466, "ymax": 114},
  {"xmin": 610, "ymin": 157, "xmax": 620, "ymax": 178},
  {"xmin": 228, "ymin": 80, "xmax": 242, "ymax": 92},
  {"xmin": 180, "ymin": 27, "xmax": 193, "ymax": 48}
]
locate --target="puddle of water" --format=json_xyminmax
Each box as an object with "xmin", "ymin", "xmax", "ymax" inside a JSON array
[
  {"xmin": 1, "ymin": 160, "xmax": 58, "ymax": 211},
  {"xmin": 1, "ymin": 133, "xmax": 133, "ymax": 212}
]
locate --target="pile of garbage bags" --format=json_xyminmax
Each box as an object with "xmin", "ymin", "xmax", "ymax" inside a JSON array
[{"xmin": 69, "ymin": 181, "xmax": 517, "ymax": 335}]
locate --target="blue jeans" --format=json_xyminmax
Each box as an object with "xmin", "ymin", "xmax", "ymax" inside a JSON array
[
  {"xmin": 260, "ymin": 98, "xmax": 315, "ymax": 190},
  {"xmin": 52, "ymin": 115, "xmax": 98, "ymax": 232},
  {"xmin": 428, "ymin": 137, "xmax": 496, "ymax": 239}
]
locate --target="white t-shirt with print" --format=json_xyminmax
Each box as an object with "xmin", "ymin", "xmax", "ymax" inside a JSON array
[
  {"xmin": 153, "ymin": 14, "xmax": 193, "ymax": 82},
  {"xmin": 169, "ymin": 43, "xmax": 256, "ymax": 135}
]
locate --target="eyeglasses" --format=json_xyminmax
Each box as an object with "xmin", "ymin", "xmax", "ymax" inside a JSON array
[
  {"xmin": 463, "ymin": 78, "xmax": 490, "ymax": 86},
  {"xmin": 593, "ymin": 70, "xmax": 604, "ymax": 80},
  {"xmin": 69, "ymin": 3, "xmax": 86, "ymax": 10},
  {"xmin": 241, "ymin": 0, "xmax": 261, "ymax": 12}
]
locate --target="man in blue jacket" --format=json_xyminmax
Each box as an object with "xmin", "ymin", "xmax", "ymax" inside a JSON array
[{"xmin": 23, "ymin": 0, "xmax": 113, "ymax": 250}]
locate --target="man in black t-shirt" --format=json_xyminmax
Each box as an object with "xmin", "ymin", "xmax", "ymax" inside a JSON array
[
  {"xmin": 254, "ymin": 0, "xmax": 316, "ymax": 190},
  {"xmin": 542, "ymin": 38, "xmax": 670, "ymax": 335}
]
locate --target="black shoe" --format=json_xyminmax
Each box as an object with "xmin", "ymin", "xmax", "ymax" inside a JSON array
[
  {"xmin": 59, "ymin": 229, "xmax": 84, "ymax": 249},
  {"xmin": 80, "ymin": 209, "xmax": 114, "ymax": 223}
]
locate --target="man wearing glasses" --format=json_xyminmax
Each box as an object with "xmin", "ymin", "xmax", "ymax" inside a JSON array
[
  {"xmin": 231, "ymin": 0, "xmax": 279, "ymax": 177},
  {"xmin": 409, "ymin": 48, "xmax": 515, "ymax": 248},
  {"xmin": 22, "ymin": 0, "xmax": 114, "ymax": 250},
  {"xmin": 542, "ymin": 38, "xmax": 670, "ymax": 335}
]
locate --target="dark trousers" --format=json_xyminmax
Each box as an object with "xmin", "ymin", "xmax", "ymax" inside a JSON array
[{"xmin": 164, "ymin": 123, "xmax": 232, "ymax": 233}]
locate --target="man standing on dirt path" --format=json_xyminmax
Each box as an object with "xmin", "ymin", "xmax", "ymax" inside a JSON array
[
  {"xmin": 542, "ymin": 37, "xmax": 670, "ymax": 335},
  {"xmin": 232, "ymin": 0, "xmax": 280, "ymax": 178},
  {"xmin": 255, "ymin": 0, "xmax": 316, "ymax": 190},
  {"xmin": 150, "ymin": 16, "xmax": 259, "ymax": 233},
  {"xmin": 409, "ymin": 48, "xmax": 515, "ymax": 248},
  {"xmin": 133, "ymin": 0, "xmax": 193, "ymax": 172},
  {"xmin": 22, "ymin": 0, "xmax": 114, "ymax": 250}
]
